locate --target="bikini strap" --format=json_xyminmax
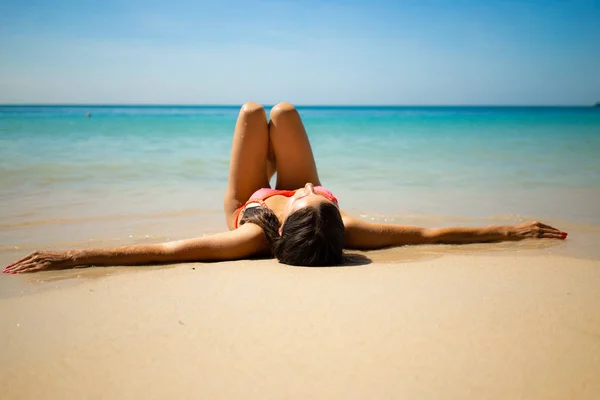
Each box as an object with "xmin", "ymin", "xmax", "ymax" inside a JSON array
[
  {"xmin": 314, "ymin": 189, "xmax": 338, "ymax": 204},
  {"xmin": 234, "ymin": 198, "xmax": 270, "ymax": 229}
]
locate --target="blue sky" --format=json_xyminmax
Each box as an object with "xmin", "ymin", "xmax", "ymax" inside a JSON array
[{"xmin": 1, "ymin": 0, "xmax": 599, "ymax": 105}]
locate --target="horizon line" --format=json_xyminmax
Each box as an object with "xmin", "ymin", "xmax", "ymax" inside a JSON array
[{"xmin": 0, "ymin": 103, "xmax": 597, "ymax": 108}]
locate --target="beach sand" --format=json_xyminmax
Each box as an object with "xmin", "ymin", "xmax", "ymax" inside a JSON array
[{"xmin": 1, "ymin": 252, "xmax": 599, "ymax": 399}]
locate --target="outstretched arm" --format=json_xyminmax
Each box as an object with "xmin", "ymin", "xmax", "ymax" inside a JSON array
[
  {"xmin": 4, "ymin": 223, "xmax": 269, "ymax": 274},
  {"xmin": 342, "ymin": 215, "xmax": 567, "ymax": 250}
]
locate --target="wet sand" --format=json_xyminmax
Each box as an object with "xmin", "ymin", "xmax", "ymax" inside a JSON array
[{"xmin": 1, "ymin": 253, "xmax": 599, "ymax": 399}]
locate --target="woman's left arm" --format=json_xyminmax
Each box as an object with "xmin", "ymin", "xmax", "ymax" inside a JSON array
[{"xmin": 342, "ymin": 215, "xmax": 566, "ymax": 250}]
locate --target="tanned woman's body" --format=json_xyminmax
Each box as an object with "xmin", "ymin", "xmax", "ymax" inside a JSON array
[{"xmin": 3, "ymin": 102, "xmax": 566, "ymax": 274}]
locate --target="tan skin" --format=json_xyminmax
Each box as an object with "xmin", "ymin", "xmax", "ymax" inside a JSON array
[{"xmin": 3, "ymin": 102, "xmax": 567, "ymax": 274}]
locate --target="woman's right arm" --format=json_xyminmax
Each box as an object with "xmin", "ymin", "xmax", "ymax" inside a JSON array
[{"xmin": 3, "ymin": 223, "xmax": 269, "ymax": 274}]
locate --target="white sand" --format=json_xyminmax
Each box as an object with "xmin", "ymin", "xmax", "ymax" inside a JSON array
[{"xmin": 1, "ymin": 254, "xmax": 599, "ymax": 399}]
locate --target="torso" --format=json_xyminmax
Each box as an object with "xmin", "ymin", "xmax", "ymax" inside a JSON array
[{"xmin": 233, "ymin": 187, "xmax": 338, "ymax": 229}]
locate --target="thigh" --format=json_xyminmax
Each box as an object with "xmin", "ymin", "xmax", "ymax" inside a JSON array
[
  {"xmin": 268, "ymin": 102, "xmax": 321, "ymax": 190},
  {"xmin": 224, "ymin": 103, "xmax": 270, "ymax": 228}
]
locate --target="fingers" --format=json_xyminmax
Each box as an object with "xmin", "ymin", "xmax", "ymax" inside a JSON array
[
  {"xmin": 537, "ymin": 223, "xmax": 561, "ymax": 233},
  {"xmin": 4, "ymin": 262, "xmax": 22, "ymax": 273},
  {"xmin": 20, "ymin": 264, "xmax": 49, "ymax": 273},
  {"xmin": 529, "ymin": 221, "xmax": 567, "ymax": 240},
  {"xmin": 537, "ymin": 229, "xmax": 568, "ymax": 240},
  {"xmin": 4, "ymin": 253, "xmax": 35, "ymax": 270},
  {"xmin": 4, "ymin": 254, "xmax": 52, "ymax": 274},
  {"xmin": 4, "ymin": 261, "xmax": 39, "ymax": 274},
  {"xmin": 3, "ymin": 264, "xmax": 19, "ymax": 273},
  {"xmin": 540, "ymin": 231, "xmax": 564, "ymax": 239},
  {"xmin": 4, "ymin": 252, "xmax": 69, "ymax": 274}
]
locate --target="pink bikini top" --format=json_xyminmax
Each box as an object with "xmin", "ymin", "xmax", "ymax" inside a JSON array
[{"xmin": 234, "ymin": 186, "xmax": 338, "ymax": 229}]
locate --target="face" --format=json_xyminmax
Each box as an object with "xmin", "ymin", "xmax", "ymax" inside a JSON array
[{"xmin": 281, "ymin": 183, "xmax": 337, "ymax": 223}]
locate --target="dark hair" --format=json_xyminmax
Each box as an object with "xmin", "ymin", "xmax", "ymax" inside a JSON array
[{"xmin": 239, "ymin": 203, "xmax": 344, "ymax": 266}]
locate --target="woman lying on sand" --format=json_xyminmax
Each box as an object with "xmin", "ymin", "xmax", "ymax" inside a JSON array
[{"xmin": 4, "ymin": 102, "xmax": 567, "ymax": 274}]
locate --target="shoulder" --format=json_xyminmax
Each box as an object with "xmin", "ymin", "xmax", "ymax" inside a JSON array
[
  {"xmin": 233, "ymin": 222, "xmax": 269, "ymax": 244},
  {"xmin": 215, "ymin": 223, "xmax": 271, "ymax": 259},
  {"xmin": 340, "ymin": 211, "xmax": 361, "ymax": 228}
]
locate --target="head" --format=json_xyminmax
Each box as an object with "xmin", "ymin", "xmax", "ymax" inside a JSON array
[{"xmin": 240, "ymin": 183, "xmax": 344, "ymax": 266}]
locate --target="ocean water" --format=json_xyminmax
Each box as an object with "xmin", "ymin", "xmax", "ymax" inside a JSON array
[
  {"xmin": 2, "ymin": 106, "xmax": 600, "ymax": 192},
  {"xmin": 1, "ymin": 105, "xmax": 600, "ymax": 277}
]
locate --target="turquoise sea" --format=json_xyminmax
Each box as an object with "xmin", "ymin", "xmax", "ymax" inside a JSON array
[
  {"xmin": 1, "ymin": 105, "xmax": 600, "ymax": 282},
  {"xmin": 2, "ymin": 106, "xmax": 600, "ymax": 191}
]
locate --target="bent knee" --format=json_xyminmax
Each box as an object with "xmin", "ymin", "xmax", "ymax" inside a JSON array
[
  {"xmin": 240, "ymin": 102, "xmax": 266, "ymax": 117},
  {"xmin": 270, "ymin": 102, "xmax": 298, "ymax": 120}
]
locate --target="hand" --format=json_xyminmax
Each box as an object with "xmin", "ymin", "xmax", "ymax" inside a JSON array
[
  {"xmin": 3, "ymin": 250, "xmax": 74, "ymax": 274},
  {"xmin": 511, "ymin": 221, "xmax": 567, "ymax": 240}
]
